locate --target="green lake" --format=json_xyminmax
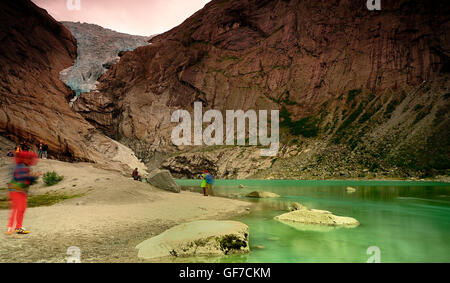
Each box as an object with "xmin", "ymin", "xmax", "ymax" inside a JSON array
[{"xmin": 176, "ymin": 179, "xmax": 450, "ymax": 263}]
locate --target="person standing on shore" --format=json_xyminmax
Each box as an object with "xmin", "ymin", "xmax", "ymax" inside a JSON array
[
  {"xmin": 37, "ymin": 141, "xmax": 43, "ymax": 158},
  {"xmin": 42, "ymin": 142, "xmax": 48, "ymax": 159},
  {"xmin": 6, "ymin": 151, "xmax": 40, "ymax": 235},
  {"xmin": 200, "ymin": 170, "xmax": 208, "ymax": 196},
  {"xmin": 206, "ymin": 171, "xmax": 215, "ymax": 196}
]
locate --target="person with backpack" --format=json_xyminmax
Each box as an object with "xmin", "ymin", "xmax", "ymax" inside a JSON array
[{"xmin": 206, "ymin": 171, "xmax": 215, "ymax": 196}]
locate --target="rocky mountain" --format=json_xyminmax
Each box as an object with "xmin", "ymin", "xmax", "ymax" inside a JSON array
[
  {"xmin": 68, "ymin": 0, "xmax": 449, "ymax": 179},
  {"xmin": 0, "ymin": 0, "xmax": 147, "ymax": 174},
  {"xmin": 60, "ymin": 22, "xmax": 151, "ymax": 100}
]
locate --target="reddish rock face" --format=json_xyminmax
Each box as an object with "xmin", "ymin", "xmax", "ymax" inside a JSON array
[
  {"xmin": 69, "ymin": 0, "xmax": 449, "ymax": 175},
  {"xmin": 0, "ymin": 0, "xmax": 146, "ymax": 173},
  {"xmin": 74, "ymin": 0, "xmax": 449, "ymax": 147}
]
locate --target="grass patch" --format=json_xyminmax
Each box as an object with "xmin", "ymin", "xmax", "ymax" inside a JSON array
[
  {"xmin": 220, "ymin": 56, "xmax": 240, "ymax": 62},
  {"xmin": 268, "ymin": 90, "xmax": 300, "ymax": 106},
  {"xmin": 0, "ymin": 192, "xmax": 84, "ymax": 209},
  {"xmin": 413, "ymin": 105, "xmax": 432, "ymax": 125},
  {"xmin": 347, "ymin": 89, "xmax": 362, "ymax": 104},
  {"xmin": 43, "ymin": 171, "xmax": 64, "ymax": 186},
  {"xmin": 280, "ymin": 107, "xmax": 319, "ymax": 138}
]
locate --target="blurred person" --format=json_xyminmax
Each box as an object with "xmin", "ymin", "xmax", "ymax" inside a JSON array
[{"xmin": 5, "ymin": 150, "xmax": 40, "ymax": 235}]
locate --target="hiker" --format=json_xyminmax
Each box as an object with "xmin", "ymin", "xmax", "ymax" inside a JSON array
[
  {"xmin": 42, "ymin": 142, "xmax": 48, "ymax": 159},
  {"xmin": 132, "ymin": 168, "xmax": 142, "ymax": 181},
  {"xmin": 37, "ymin": 141, "xmax": 43, "ymax": 158},
  {"xmin": 200, "ymin": 170, "xmax": 208, "ymax": 196},
  {"xmin": 206, "ymin": 171, "xmax": 215, "ymax": 196},
  {"xmin": 200, "ymin": 170, "xmax": 214, "ymax": 196},
  {"xmin": 6, "ymin": 150, "xmax": 40, "ymax": 235}
]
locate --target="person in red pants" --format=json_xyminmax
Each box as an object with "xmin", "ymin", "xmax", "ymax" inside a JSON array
[{"xmin": 6, "ymin": 150, "xmax": 40, "ymax": 235}]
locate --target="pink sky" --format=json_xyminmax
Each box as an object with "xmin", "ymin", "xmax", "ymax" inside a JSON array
[{"xmin": 32, "ymin": 0, "xmax": 211, "ymax": 36}]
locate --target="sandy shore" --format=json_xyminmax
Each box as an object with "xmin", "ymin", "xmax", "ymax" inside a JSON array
[{"xmin": 0, "ymin": 158, "xmax": 251, "ymax": 263}]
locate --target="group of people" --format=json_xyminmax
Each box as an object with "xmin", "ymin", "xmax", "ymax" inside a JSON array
[
  {"xmin": 11, "ymin": 141, "xmax": 48, "ymax": 159},
  {"xmin": 5, "ymin": 148, "xmax": 40, "ymax": 235},
  {"xmin": 200, "ymin": 170, "xmax": 214, "ymax": 196}
]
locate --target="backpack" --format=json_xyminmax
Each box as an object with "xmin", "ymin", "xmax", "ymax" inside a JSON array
[{"xmin": 206, "ymin": 173, "xmax": 214, "ymax": 184}]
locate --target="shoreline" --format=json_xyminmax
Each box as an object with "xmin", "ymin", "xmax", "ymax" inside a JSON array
[
  {"xmin": 0, "ymin": 158, "xmax": 252, "ymax": 263},
  {"xmin": 177, "ymin": 178, "xmax": 450, "ymax": 185}
]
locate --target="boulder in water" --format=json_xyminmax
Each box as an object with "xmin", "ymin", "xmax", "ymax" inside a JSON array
[
  {"xmin": 147, "ymin": 169, "xmax": 180, "ymax": 193},
  {"xmin": 136, "ymin": 220, "xmax": 249, "ymax": 260},
  {"xmin": 275, "ymin": 208, "xmax": 359, "ymax": 230},
  {"xmin": 246, "ymin": 191, "xmax": 280, "ymax": 198}
]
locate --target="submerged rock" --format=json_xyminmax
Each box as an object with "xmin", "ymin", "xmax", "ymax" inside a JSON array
[
  {"xmin": 346, "ymin": 187, "xmax": 357, "ymax": 193},
  {"xmin": 146, "ymin": 169, "xmax": 180, "ymax": 193},
  {"xmin": 275, "ymin": 208, "xmax": 359, "ymax": 230},
  {"xmin": 247, "ymin": 191, "xmax": 280, "ymax": 198},
  {"xmin": 288, "ymin": 202, "xmax": 308, "ymax": 211},
  {"xmin": 136, "ymin": 220, "xmax": 249, "ymax": 260}
]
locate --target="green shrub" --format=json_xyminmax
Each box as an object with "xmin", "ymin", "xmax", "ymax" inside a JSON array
[
  {"xmin": 280, "ymin": 107, "xmax": 319, "ymax": 138},
  {"xmin": 347, "ymin": 89, "xmax": 362, "ymax": 104},
  {"xmin": 43, "ymin": 171, "xmax": 64, "ymax": 186}
]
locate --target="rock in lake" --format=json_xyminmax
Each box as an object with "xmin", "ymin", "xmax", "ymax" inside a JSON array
[
  {"xmin": 147, "ymin": 169, "xmax": 180, "ymax": 193},
  {"xmin": 136, "ymin": 220, "xmax": 249, "ymax": 260},
  {"xmin": 246, "ymin": 191, "xmax": 280, "ymax": 198},
  {"xmin": 275, "ymin": 208, "xmax": 359, "ymax": 231},
  {"xmin": 346, "ymin": 187, "xmax": 357, "ymax": 193}
]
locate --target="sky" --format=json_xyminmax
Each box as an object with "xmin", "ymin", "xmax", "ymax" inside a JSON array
[{"xmin": 32, "ymin": 0, "xmax": 212, "ymax": 36}]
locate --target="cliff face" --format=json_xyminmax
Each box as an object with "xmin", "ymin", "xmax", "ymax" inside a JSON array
[
  {"xmin": 0, "ymin": 0, "xmax": 147, "ymax": 174},
  {"xmin": 74, "ymin": 0, "xmax": 449, "ymax": 178}
]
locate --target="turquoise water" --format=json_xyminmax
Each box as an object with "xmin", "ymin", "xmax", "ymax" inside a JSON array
[{"xmin": 176, "ymin": 179, "xmax": 450, "ymax": 263}]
